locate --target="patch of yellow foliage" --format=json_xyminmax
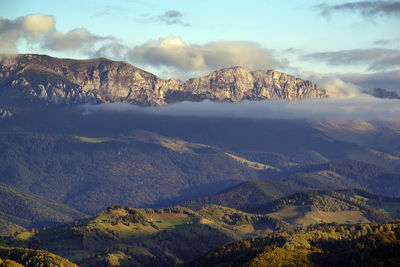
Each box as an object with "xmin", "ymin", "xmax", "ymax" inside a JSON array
[{"xmin": 223, "ymin": 152, "xmax": 277, "ymax": 170}]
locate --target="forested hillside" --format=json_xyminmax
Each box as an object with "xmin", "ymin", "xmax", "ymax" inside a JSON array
[
  {"xmin": 2, "ymin": 192, "xmax": 399, "ymax": 266},
  {"xmin": 183, "ymin": 180, "xmax": 304, "ymax": 211},
  {"xmin": 1, "ymin": 107, "xmax": 399, "ymax": 217},
  {"xmin": 0, "ymin": 183, "xmax": 84, "ymax": 232},
  {"xmin": 0, "ymin": 245, "xmax": 77, "ymax": 267},
  {"xmin": 189, "ymin": 222, "xmax": 400, "ymax": 266},
  {"xmin": 277, "ymin": 160, "xmax": 400, "ymax": 196}
]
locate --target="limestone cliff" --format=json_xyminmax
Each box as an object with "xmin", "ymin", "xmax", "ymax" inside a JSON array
[
  {"xmin": 185, "ymin": 67, "xmax": 326, "ymax": 102},
  {"xmin": 0, "ymin": 54, "xmax": 327, "ymax": 106}
]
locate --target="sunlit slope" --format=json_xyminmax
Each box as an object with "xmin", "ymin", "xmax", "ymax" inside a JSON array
[
  {"xmin": 188, "ymin": 222, "xmax": 400, "ymax": 267},
  {"xmin": 0, "ymin": 246, "xmax": 77, "ymax": 267},
  {"xmin": 6, "ymin": 206, "xmax": 242, "ymax": 266}
]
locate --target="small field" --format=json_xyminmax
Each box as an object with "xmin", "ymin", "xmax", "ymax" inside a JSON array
[
  {"xmin": 234, "ymin": 223, "xmax": 273, "ymax": 236},
  {"xmin": 74, "ymin": 136, "xmax": 126, "ymax": 143},
  {"xmin": 296, "ymin": 210, "xmax": 370, "ymax": 226},
  {"xmin": 224, "ymin": 152, "xmax": 277, "ymax": 170},
  {"xmin": 15, "ymin": 231, "xmax": 35, "ymax": 241},
  {"xmin": 267, "ymin": 205, "xmax": 311, "ymax": 224}
]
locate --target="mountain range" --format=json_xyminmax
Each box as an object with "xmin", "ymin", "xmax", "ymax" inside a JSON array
[
  {"xmin": 0, "ymin": 54, "xmax": 327, "ymax": 107},
  {"xmin": 1, "ymin": 54, "xmax": 400, "ymax": 266}
]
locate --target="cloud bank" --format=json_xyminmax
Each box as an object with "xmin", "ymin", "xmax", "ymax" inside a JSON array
[
  {"xmin": 81, "ymin": 96, "xmax": 400, "ymax": 120},
  {"xmin": 127, "ymin": 36, "xmax": 288, "ymax": 72},
  {"xmin": 0, "ymin": 13, "xmax": 284, "ymax": 76},
  {"xmin": 301, "ymin": 72, "xmax": 361, "ymax": 98},
  {"xmin": 300, "ymin": 70, "xmax": 400, "ymax": 98},
  {"xmin": 0, "ymin": 14, "xmax": 55, "ymax": 53},
  {"xmin": 334, "ymin": 70, "xmax": 400, "ymax": 92},
  {"xmin": 0, "ymin": 14, "xmax": 113, "ymax": 54},
  {"xmin": 42, "ymin": 28, "xmax": 112, "ymax": 51},
  {"xmin": 302, "ymin": 48, "xmax": 400, "ymax": 71}
]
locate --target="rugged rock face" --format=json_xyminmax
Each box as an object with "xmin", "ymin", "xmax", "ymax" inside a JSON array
[
  {"xmin": 0, "ymin": 54, "xmax": 327, "ymax": 106},
  {"xmin": 185, "ymin": 67, "xmax": 326, "ymax": 102}
]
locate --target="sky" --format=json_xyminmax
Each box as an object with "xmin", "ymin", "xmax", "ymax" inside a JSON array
[{"xmin": 0, "ymin": 0, "xmax": 399, "ymax": 94}]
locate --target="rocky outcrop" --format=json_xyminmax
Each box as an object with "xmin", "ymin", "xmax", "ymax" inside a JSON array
[
  {"xmin": 185, "ymin": 67, "xmax": 326, "ymax": 102},
  {"xmin": 364, "ymin": 88, "xmax": 400, "ymax": 100},
  {"xmin": 0, "ymin": 54, "xmax": 327, "ymax": 106}
]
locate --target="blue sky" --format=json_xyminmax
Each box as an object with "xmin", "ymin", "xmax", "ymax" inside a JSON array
[{"xmin": 0, "ymin": 0, "xmax": 399, "ymax": 92}]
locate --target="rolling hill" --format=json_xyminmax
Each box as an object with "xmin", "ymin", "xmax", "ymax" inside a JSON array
[
  {"xmin": 183, "ymin": 180, "xmax": 305, "ymax": 211},
  {"xmin": 0, "ymin": 245, "xmax": 77, "ymax": 267},
  {"xmin": 2, "ymin": 189, "xmax": 400, "ymax": 266},
  {"xmin": 183, "ymin": 160, "xmax": 400, "ymax": 215},
  {"xmin": 185, "ymin": 187, "xmax": 400, "ymax": 228},
  {"xmin": 3, "ymin": 206, "xmax": 242, "ymax": 266},
  {"xmin": 276, "ymin": 160, "xmax": 400, "ymax": 196},
  {"xmin": 245, "ymin": 189, "xmax": 400, "ymax": 226}
]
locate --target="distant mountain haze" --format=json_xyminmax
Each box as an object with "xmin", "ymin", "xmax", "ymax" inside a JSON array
[{"xmin": 363, "ymin": 88, "xmax": 400, "ymax": 99}]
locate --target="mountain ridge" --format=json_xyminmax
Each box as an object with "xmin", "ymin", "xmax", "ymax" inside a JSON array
[
  {"xmin": 0, "ymin": 54, "xmax": 327, "ymax": 106},
  {"xmin": 363, "ymin": 87, "xmax": 400, "ymax": 99}
]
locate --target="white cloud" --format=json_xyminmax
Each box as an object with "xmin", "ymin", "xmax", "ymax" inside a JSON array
[
  {"xmin": 299, "ymin": 70, "xmax": 400, "ymax": 98},
  {"xmin": 0, "ymin": 14, "xmax": 113, "ymax": 54},
  {"xmin": 302, "ymin": 48, "xmax": 400, "ymax": 71},
  {"xmin": 22, "ymin": 14, "xmax": 55, "ymax": 39},
  {"xmin": 301, "ymin": 72, "xmax": 360, "ymax": 98},
  {"xmin": 41, "ymin": 28, "xmax": 111, "ymax": 51},
  {"xmin": 338, "ymin": 71, "xmax": 400, "ymax": 92},
  {"xmin": 0, "ymin": 14, "xmax": 55, "ymax": 53},
  {"xmin": 127, "ymin": 36, "xmax": 288, "ymax": 72}
]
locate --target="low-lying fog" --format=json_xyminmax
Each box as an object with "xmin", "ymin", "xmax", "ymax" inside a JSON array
[{"xmin": 80, "ymin": 95, "xmax": 400, "ymax": 120}]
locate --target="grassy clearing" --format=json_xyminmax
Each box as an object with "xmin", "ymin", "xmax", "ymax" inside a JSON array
[
  {"xmin": 296, "ymin": 211, "xmax": 370, "ymax": 226},
  {"xmin": 354, "ymin": 194, "xmax": 369, "ymax": 202},
  {"xmin": 15, "ymin": 231, "xmax": 35, "ymax": 241},
  {"xmin": 267, "ymin": 206, "xmax": 370, "ymax": 227},
  {"xmin": 74, "ymin": 136, "xmax": 126, "ymax": 143},
  {"xmin": 132, "ymin": 131, "xmax": 209, "ymax": 153},
  {"xmin": 267, "ymin": 205, "xmax": 311, "ymax": 224},
  {"xmin": 63, "ymin": 250, "xmax": 89, "ymax": 262},
  {"xmin": 224, "ymin": 152, "xmax": 277, "ymax": 170},
  {"xmin": 234, "ymin": 223, "xmax": 273, "ymax": 236},
  {"xmin": 150, "ymin": 217, "xmax": 193, "ymax": 230}
]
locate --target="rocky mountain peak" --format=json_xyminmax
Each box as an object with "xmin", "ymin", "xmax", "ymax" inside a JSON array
[{"xmin": 0, "ymin": 54, "xmax": 327, "ymax": 106}]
